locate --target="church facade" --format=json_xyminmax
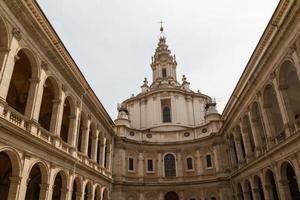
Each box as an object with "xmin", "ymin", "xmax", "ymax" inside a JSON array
[{"xmin": 0, "ymin": 0, "xmax": 300, "ymax": 200}]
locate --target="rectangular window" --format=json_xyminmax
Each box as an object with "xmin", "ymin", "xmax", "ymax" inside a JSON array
[
  {"xmin": 147, "ymin": 159, "xmax": 153, "ymax": 172},
  {"xmin": 161, "ymin": 99, "xmax": 171, "ymax": 123},
  {"xmin": 128, "ymin": 158, "xmax": 134, "ymax": 171},
  {"xmin": 187, "ymin": 157, "xmax": 193, "ymax": 170},
  {"xmin": 162, "ymin": 68, "xmax": 167, "ymax": 78},
  {"xmin": 206, "ymin": 154, "xmax": 212, "ymax": 168}
]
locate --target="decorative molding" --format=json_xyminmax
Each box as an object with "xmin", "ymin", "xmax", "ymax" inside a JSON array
[
  {"xmin": 41, "ymin": 60, "xmax": 48, "ymax": 71},
  {"xmin": 12, "ymin": 27, "xmax": 22, "ymax": 41}
]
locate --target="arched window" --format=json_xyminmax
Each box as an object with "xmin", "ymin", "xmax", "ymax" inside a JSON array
[
  {"xmin": 187, "ymin": 157, "xmax": 193, "ymax": 170},
  {"xmin": 164, "ymin": 154, "xmax": 176, "ymax": 177}
]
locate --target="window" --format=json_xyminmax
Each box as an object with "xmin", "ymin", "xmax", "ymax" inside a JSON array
[
  {"xmin": 164, "ymin": 154, "xmax": 176, "ymax": 177},
  {"xmin": 128, "ymin": 158, "xmax": 134, "ymax": 171},
  {"xmin": 162, "ymin": 68, "xmax": 167, "ymax": 78},
  {"xmin": 161, "ymin": 99, "xmax": 171, "ymax": 123},
  {"xmin": 206, "ymin": 154, "xmax": 212, "ymax": 168},
  {"xmin": 147, "ymin": 159, "xmax": 153, "ymax": 172},
  {"xmin": 187, "ymin": 157, "xmax": 193, "ymax": 170}
]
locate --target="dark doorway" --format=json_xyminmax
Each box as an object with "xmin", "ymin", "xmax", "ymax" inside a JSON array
[{"xmin": 165, "ymin": 191, "xmax": 179, "ymax": 200}]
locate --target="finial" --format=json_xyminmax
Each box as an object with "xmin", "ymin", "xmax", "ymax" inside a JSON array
[
  {"xmin": 143, "ymin": 77, "xmax": 148, "ymax": 85},
  {"xmin": 182, "ymin": 75, "xmax": 187, "ymax": 82},
  {"xmin": 159, "ymin": 20, "xmax": 164, "ymax": 33}
]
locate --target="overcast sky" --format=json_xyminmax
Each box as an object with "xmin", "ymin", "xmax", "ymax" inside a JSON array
[{"xmin": 37, "ymin": 0, "xmax": 279, "ymax": 120}]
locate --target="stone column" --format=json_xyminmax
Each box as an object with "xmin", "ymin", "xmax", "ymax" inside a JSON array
[
  {"xmin": 139, "ymin": 192, "xmax": 145, "ymax": 200},
  {"xmin": 82, "ymin": 120, "xmax": 91, "ymax": 155},
  {"xmin": 195, "ymin": 149, "xmax": 203, "ymax": 175},
  {"xmin": 240, "ymin": 121, "xmax": 254, "ymax": 162},
  {"xmin": 75, "ymin": 191, "xmax": 83, "ymax": 200},
  {"xmin": 157, "ymin": 152, "xmax": 162, "ymax": 178},
  {"xmin": 17, "ymin": 155, "xmax": 32, "ymax": 200},
  {"xmin": 257, "ymin": 93, "xmax": 274, "ymax": 148},
  {"xmin": 52, "ymin": 90, "xmax": 66, "ymax": 142},
  {"xmin": 71, "ymin": 104, "xmax": 81, "ymax": 148},
  {"xmin": 50, "ymin": 98, "xmax": 63, "ymax": 147},
  {"xmin": 247, "ymin": 111, "xmax": 262, "ymax": 156},
  {"xmin": 291, "ymin": 155, "xmax": 300, "ymax": 192},
  {"xmin": 0, "ymin": 36, "xmax": 19, "ymax": 108},
  {"xmin": 30, "ymin": 68, "xmax": 48, "ymax": 135},
  {"xmin": 100, "ymin": 138, "xmax": 107, "ymax": 167},
  {"xmin": 273, "ymin": 165, "xmax": 287, "ymax": 200},
  {"xmin": 138, "ymin": 152, "xmax": 144, "ymax": 179},
  {"xmin": 24, "ymin": 77, "xmax": 40, "ymax": 119},
  {"xmin": 228, "ymin": 140, "xmax": 238, "ymax": 169},
  {"xmin": 261, "ymin": 182, "xmax": 272, "ymax": 200},
  {"xmin": 91, "ymin": 130, "xmax": 99, "ymax": 162},
  {"xmin": 106, "ymin": 143, "xmax": 112, "ymax": 170},
  {"xmin": 176, "ymin": 151, "xmax": 183, "ymax": 177},
  {"xmin": 272, "ymin": 77, "xmax": 291, "ymax": 137},
  {"xmin": 233, "ymin": 134, "xmax": 245, "ymax": 166},
  {"xmin": 212, "ymin": 143, "xmax": 220, "ymax": 172},
  {"xmin": 7, "ymin": 176, "xmax": 21, "ymax": 200},
  {"xmin": 39, "ymin": 183, "xmax": 50, "ymax": 200},
  {"xmin": 252, "ymin": 187, "xmax": 261, "ymax": 200},
  {"xmin": 67, "ymin": 114, "xmax": 77, "ymax": 153}
]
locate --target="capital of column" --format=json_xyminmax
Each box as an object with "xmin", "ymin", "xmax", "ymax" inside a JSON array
[
  {"xmin": 0, "ymin": 46, "xmax": 10, "ymax": 53},
  {"xmin": 9, "ymin": 176, "xmax": 22, "ymax": 184},
  {"xmin": 39, "ymin": 183, "xmax": 50, "ymax": 190},
  {"xmin": 279, "ymin": 179, "xmax": 289, "ymax": 186},
  {"xmin": 52, "ymin": 99, "xmax": 61, "ymax": 105},
  {"xmin": 29, "ymin": 78, "xmax": 40, "ymax": 84}
]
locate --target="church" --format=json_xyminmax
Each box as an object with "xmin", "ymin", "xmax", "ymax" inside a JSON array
[{"xmin": 0, "ymin": 0, "xmax": 299, "ymax": 200}]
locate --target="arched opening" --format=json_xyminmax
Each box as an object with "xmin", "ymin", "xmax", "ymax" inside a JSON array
[
  {"xmin": 279, "ymin": 61, "xmax": 300, "ymax": 124},
  {"xmin": 77, "ymin": 112, "xmax": 86, "ymax": 152},
  {"xmin": 94, "ymin": 185, "xmax": 101, "ymax": 200},
  {"xmin": 96, "ymin": 138, "xmax": 101, "ymax": 164},
  {"xmin": 237, "ymin": 127, "xmax": 246, "ymax": 160},
  {"xmin": 237, "ymin": 183, "xmax": 244, "ymax": 200},
  {"xmin": 38, "ymin": 77, "xmax": 59, "ymax": 132},
  {"xmin": 71, "ymin": 178, "xmax": 81, "ymax": 200},
  {"xmin": 87, "ymin": 123, "xmax": 94, "ymax": 159},
  {"xmin": 253, "ymin": 175, "xmax": 265, "ymax": 200},
  {"xmin": 229, "ymin": 134, "xmax": 238, "ymax": 166},
  {"xmin": 263, "ymin": 85, "xmax": 285, "ymax": 140},
  {"xmin": 83, "ymin": 182, "xmax": 92, "ymax": 200},
  {"xmin": 7, "ymin": 50, "xmax": 34, "ymax": 115},
  {"xmin": 25, "ymin": 164, "xmax": 44, "ymax": 200},
  {"xmin": 60, "ymin": 97, "xmax": 70, "ymax": 143},
  {"xmin": 251, "ymin": 102, "xmax": 266, "ymax": 148},
  {"xmin": 102, "ymin": 188, "xmax": 108, "ymax": 200},
  {"xmin": 281, "ymin": 162, "xmax": 300, "ymax": 199},
  {"xmin": 104, "ymin": 143, "xmax": 109, "ymax": 168},
  {"xmin": 266, "ymin": 169, "xmax": 279, "ymax": 200},
  {"xmin": 52, "ymin": 171, "xmax": 67, "ymax": 200},
  {"xmin": 0, "ymin": 151, "xmax": 12, "ymax": 199},
  {"xmin": 243, "ymin": 115, "xmax": 255, "ymax": 153},
  {"xmin": 164, "ymin": 154, "xmax": 176, "ymax": 177},
  {"xmin": 244, "ymin": 180, "xmax": 254, "ymax": 200},
  {"xmin": 164, "ymin": 191, "xmax": 179, "ymax": 200}
]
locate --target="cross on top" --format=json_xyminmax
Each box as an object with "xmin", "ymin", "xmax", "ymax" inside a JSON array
[{"xmin": 159, "ymin": 20, "xmax": 164, "ymax": 33}]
